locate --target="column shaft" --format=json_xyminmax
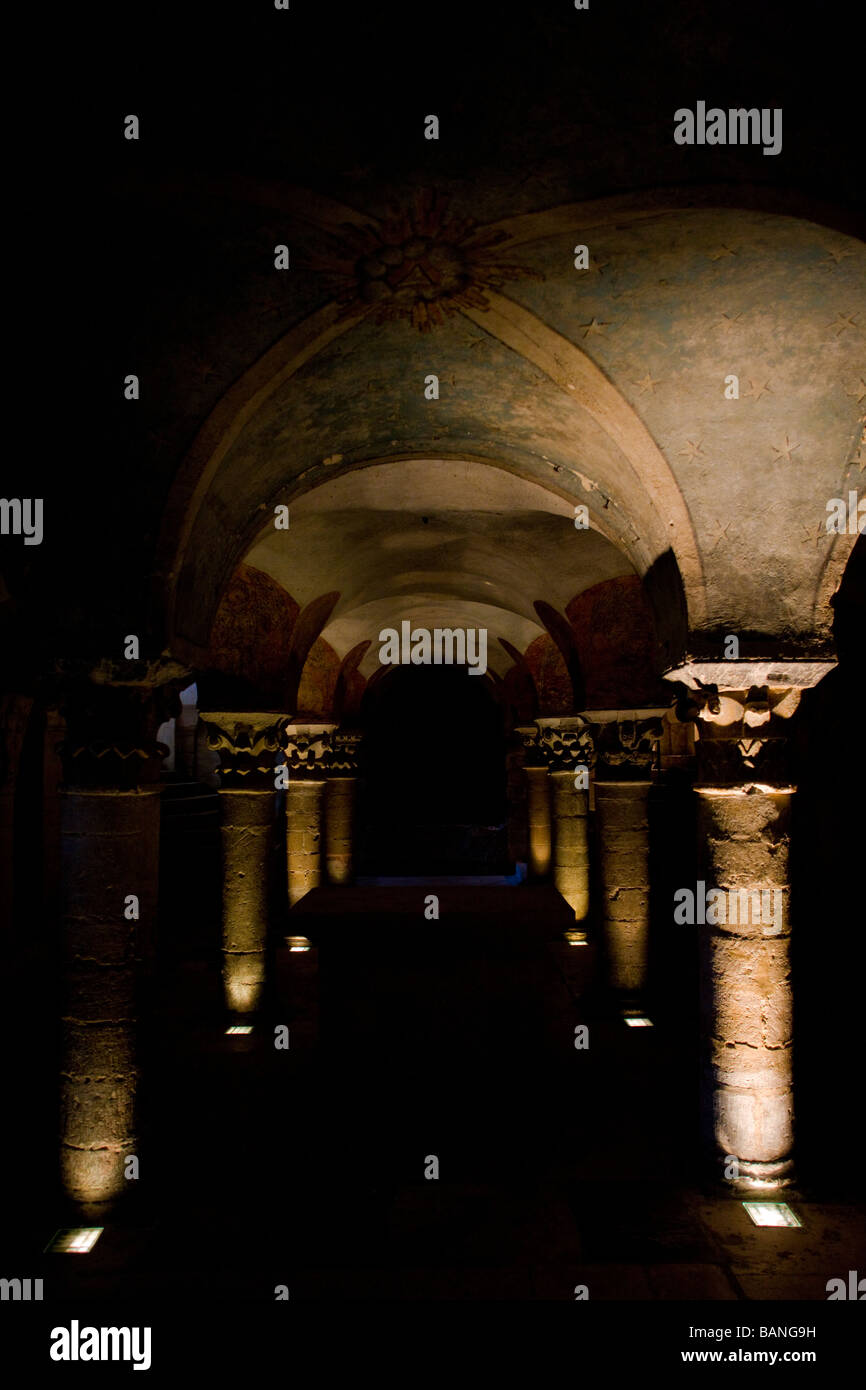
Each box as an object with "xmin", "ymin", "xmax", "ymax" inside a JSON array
[
  {"xmin": 698, "ymin": 786, "xmax": 794, "ymax": 1182},
  {"xmin": 525, "ymin": 767, "xmax": 552, "ymax": 879},
  {"xmin": 325, "ymin": 777, "xmax": 356, "ymax": 885},
  {"xmin": 287, "ymin": 781, "xmax": 326, "ymax": 905},
  {"xmin": 595, "ymin": 780, "xmax": 651, "ymax": 997},
  {"xmin": 59, "ymin": 787, "xmax": 160, "ymax": 1206},
  {"xmin": 548, "ymin": 771, "xmax": 590, "ymax": 920},
  {"xmin": 219, "ymin": 789, "xmax": 274, "ymax": 1012}
]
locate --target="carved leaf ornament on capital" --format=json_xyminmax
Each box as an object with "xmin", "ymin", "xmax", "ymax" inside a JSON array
[
  {"xmin": 537, "ymin": 721, "xmax": 597, "ymax": 773},
  {"xmin": 596, "ymin": 716, "xmax": 664, "ymax": 771},
  {"xmin": 199, "ymin": 713, "xmax": 290, "ymax": 786},
  {"xmin": 675, "ymin": 682, "xmax": 801, "ymax": 785},
  {"xmin": 515, "ymin": 725, "xmax": 546, "ymax": 768},
  {"xmin": 59, "ymin": 681, "xmax": 183, "ymax": 789},
  {"xmin": 282, "ymin": 730, "xmax": 333, "ymax": 778},
  {"xmin": 329, "ymin": 731, "xmax": 362, "ymax": 776}
]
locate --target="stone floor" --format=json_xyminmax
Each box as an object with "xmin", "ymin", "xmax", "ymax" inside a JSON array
[{"xmin": 9, "ymin": 884, "xmax": 866, "ymax": 1302}]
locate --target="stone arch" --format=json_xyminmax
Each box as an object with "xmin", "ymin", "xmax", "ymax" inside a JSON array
[
  {"xmin": 165, "ymin": 442, "xmax": 695, "ymax": 680},
  {"xmin": 235, "ymin": 456, "xmax": 656, "ymax": 708}
]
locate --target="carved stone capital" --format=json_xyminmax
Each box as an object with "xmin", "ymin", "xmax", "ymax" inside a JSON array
[
  {"xmin": 281, "ymin": 722, "xmax": 336, "ymax": 780},
  {"xmin": 329, "ymin": 729, "xmax": 362, "ymax": 776},
  {"xmin": 535, "ymin": 715, "xmax": 597, "ymax": 773},
  {"xmin": 583, "ymin": 707, "xmax": 666, "ymax": 779},
  {"xmin": 514, "ymin": 724, "xmax": 545, "ymax": 769},
  {"xmin": 199, "ymin": 710, "xmax": 290, "ymax": 790},
  {"xmin": 58, "ymin": 681, "xmax": 180, "ymax": 790},
  {"xmin": 664, "ymin": 661, "xmax": 832, "ymax": 788}
]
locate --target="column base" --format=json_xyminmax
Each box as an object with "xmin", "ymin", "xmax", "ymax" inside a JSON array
[
  {"xmin": 731, "ymin": 1156, "xmax": 796, "ymax": 1189},
  {"xmin": 711, "ymin": 1152, "xmax": 796, "ymax": 1192}
]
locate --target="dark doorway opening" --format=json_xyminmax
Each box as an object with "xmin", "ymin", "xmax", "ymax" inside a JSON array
[{"xmin": 357, "ymin": 665, "xmax": 508, "ymax": 875}]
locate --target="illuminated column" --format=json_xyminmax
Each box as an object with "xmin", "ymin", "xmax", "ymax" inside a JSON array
[
  {"xmin": 0, "ymin": 693, "xmax": 32, "ymax": 936},
  {"xmin": 325, "ymin": 729, "xmax": 361, "ymax": 885},
  {"xmin": 515, "ymin": 725, "xmax": 550, "ymax": 878},
  {"xmin": 588, "ymin": 710, "xmax": 664, "ymax": 1001},
  {"xmin": 199, "ymin": 711, "xmax": 288, "ymax": 1016},
  {"xmin": 282, "ymin": 723, "xmax": 335, "ymax": 907},
  {"xmin": 57, "ymin": 673, "xmax": 176, "ymax": 1209},
  {"xmin": 536, "ymin": 716, "xmax": 596, "ymax": 920},
  {"xmin": 668, "ymin": 660, "xmax": 833, "ymax": 1186}
]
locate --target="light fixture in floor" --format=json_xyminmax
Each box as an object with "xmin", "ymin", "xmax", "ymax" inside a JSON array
[
  {"xmin": 563, "ymin": 928, "xmax": 588, "ymax": 946},
  {"xmin": 624, "ymin": 1014, "xmax": 653, "ymax": 1027},
  {"xmin": 742, "ymin": 1201, "xmax": 802, "ymax": 1228},
  {"xmin": 226, "ymin": 1024, "xmax": 253, "ymax": 1035},
  {"xmin": 45, "ymin": 1227, "xmax": 103, "ymax": 1254},
  {"xmin": 286, "ymin": 935, "xmax": 311, "ymax": 953}
]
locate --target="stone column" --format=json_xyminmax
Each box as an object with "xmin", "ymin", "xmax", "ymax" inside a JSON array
[
  {"xmin": 325, "ymin": 730, "xmax": 361, "ymax": 886},
  {"xmin": 282, "ymin": 723, "xmax": 335, "ymax": 907},
  {"xmin": 199, "ymin": 711, "xmax": 288, "ymax": 1015},
  {"xmin": 586, "ymin": 709, "xmax": 664, "ymax": 1001},
  {"xmin": 515, "ymin": 725, "xmax": 549, "ymax": 878},
  {"xmin": 536, "ymin": 716, "xmax": 596, "ymax": 920},
  {"xmin": 0, "ymin": 693, "xmax": 33, "ymax": 936},
  {"xmin": 57, "ymin": 671, "xmax": 179, "ymax": 1210},
  {"xmin": 668, "ymin": 659, "xmax": 833, "ymax": 1186}
]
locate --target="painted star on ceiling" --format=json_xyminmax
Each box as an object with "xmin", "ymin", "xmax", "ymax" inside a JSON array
[
  {"xmin": 744, "ymin": 379, "xmax": 773, "ymax": 401},
  {"xmin": 827, "ymin": 314, "xmax": 859, "ymax": 336},
  {"xmin": 678, "ymin": 439, "xmax": 706, "ymax": 461},
  {"xmin": 633, "ymin": 373, "xmax": 662, "ymax": 394},
  {"xmin": 579, "ymin": 317, "xmax": 610, "ymax": 338},
  {"xmin": 819, "ymin": 246, "xmax": 855, "ymax": 269},
  {"xmin": 708, "ymin": 519, "xmax": 734, "ymax": 550},
  {"xmin": 772, "ymin": 435, "xmax": 800, "ymax": 463}
]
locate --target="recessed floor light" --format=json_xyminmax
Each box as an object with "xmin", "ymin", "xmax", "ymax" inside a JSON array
[
  {"xmin": 624, "ymin": 1015, "xmax": 653, "ymax": 1027},
  {"xmin": 45, "ymin": 1227, "xmax": 103, "ymax": 1254},
  {"xmin": 286, "ymin": 936, "xmax": 311, "ymax": 953},
  {"xmin": 226, "ymin": 1025, "xmax": 253, "ymax": 1035},
  {"xmin": 742, "ymin": 1201, "xmax": 802, "ymax": 1228},
  {"xmin": 563, "ymin": 929, "xmax": 588, "ymax": 946}
]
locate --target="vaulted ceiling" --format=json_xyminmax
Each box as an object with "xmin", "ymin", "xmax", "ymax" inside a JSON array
[{"xmin": 162, "ymin": 197, "xmax": 864, "ymax": 668}]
